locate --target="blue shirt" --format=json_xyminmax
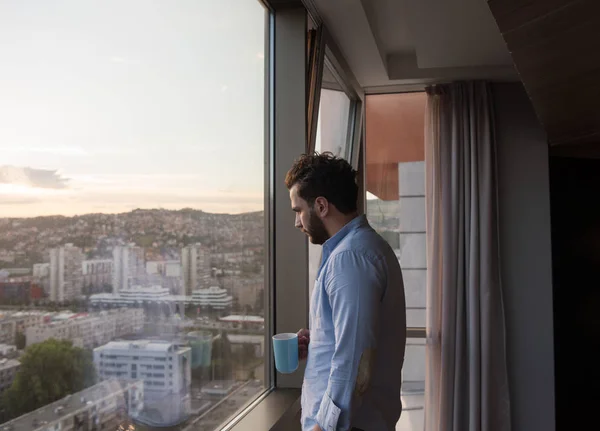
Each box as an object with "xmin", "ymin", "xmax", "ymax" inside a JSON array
[{"xmin": 301, "ymin": 215, "xmax": 407, "ymax": 431}]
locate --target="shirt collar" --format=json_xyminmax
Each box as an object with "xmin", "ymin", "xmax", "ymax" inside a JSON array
[{"xmin": 322, "ymin": 214, "xmax": 367, "ymax": 253}]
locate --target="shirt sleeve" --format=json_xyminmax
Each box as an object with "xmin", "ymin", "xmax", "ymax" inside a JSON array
[{"xmin": 315, "ymin": 250, "xmax": 386, "ymax": 431}]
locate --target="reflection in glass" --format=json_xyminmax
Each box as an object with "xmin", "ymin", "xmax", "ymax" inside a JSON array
[
  {"xmin": 364, "ymin": 93, "xmax": 427, "ymax": 430},
  {"xmin": 309, "ymin": 63, "xmax": 354, "ymax": 298},
  {"xmin": 396, "ymin": 338, "xmax": 425, "ymax": 431},
  {"xmin": 0, "ymin": 1, "xmax": 267, "ymax": 430},
  {"xmin": 314, "ymin": 64, "xmax": 352, "ymax": 159}
]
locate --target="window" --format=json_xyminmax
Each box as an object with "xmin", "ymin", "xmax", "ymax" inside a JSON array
[
  {"xmin": 314, "ymin": 63, "xmax": 353, "ymax": 159},
  {"xmin": 365, "ymin": 92, "xmax": 427, "ymax": 430},
  {"xmin": 308, "ymin": 54, "xmax": 361, "ymax": 298},
  {"xmin": 0, "ymin": 1, "xmax": 269, "ymax": 430}
]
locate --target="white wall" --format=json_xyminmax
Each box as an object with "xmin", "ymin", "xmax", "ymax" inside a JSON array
[{"xmin": 494, "ymin": 83, "xmax": 555, "ymax": 431}]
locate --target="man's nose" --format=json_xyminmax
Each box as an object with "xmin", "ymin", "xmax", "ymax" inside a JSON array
[{"xmin": 294, "ymin": 215, "xmax": 302, "ymax": 229}]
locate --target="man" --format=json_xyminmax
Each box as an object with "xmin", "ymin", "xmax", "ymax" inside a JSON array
[{"xmin": 286, "ymin": 152, "xmax": 407, "ymax": 431}]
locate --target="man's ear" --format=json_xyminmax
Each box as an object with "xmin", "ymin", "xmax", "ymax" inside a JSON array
[{"xmin": 314, "ymin": 196, "xmax": 329, "ymax": 218}]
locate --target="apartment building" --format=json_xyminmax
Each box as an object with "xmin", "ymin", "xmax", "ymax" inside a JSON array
[
  {"xmin": 0, "ymin": 312, "xmax": 47, "ymax": 345},
  {"xmin": 32, "ymin": 263, "xmax": 50, "ymax": 279},
  {"xmin": 0, "ymin": 358, "xmax": 20, "ymax": 396},
  {"xmin": 94, "ymin": 340, "xmax": 191, "ymax": 427},
  {"xmin": 0, "ymin": 379, "xmax": 143, "ymax": 431},
  {"xmin": 112, "ymin": 244, "xmax": 145, "ymax": 294},
  {"xmin": 49, "ymin": 244, "xmax": 84, "ymax": 302},
  {"xmin": 0, "ymin": 344, "xmax": 17, "ymax": 357},
  {"xmin": 81, "ymin": 259, "xmax": 113, "ymax": 292},
  {"xmin": 89, "ymin": 285, "xmax": 182, "ymax": 308},
  {"xmin": 146, "ymin": 260, "xmax": 181, "ymax": 277},
  {"xmin": 90, "ymin": 285, "xmax": 232, "ymax": 310},
  {"xmin": 32, "ymin": 263, "xmax": 50, "ymax": 297},
  {"xmin": 0, "ymin": 278, "xmax": 31, "ymax": 304},
  {"xmin": 182, "ymin": 243, "xmax": 211, "ymax": 296},
  {"xmin": 191, "ymin": 286, "xmax": 233, "ymax": 310},
  {"xmin": 25, "ymin": 309, "xmax": 144, "ymax": 348}
]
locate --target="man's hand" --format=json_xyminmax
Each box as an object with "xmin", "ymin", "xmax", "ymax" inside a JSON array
[
  {"xmin": 312, "ymin": 425, "xmax": 322, "ymax": 431},
  {"xmin": 297, "ymin": 328, "xmax": 310, "ymax": 360}
]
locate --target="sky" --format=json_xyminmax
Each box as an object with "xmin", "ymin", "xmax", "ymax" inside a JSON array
[{"xmin": 0, "ymin": 0, "xmax": 266, "ymax": 217}]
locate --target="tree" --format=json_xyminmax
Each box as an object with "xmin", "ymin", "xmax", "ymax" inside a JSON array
[
  {"xmin": 14, "ymin": 331, "xmax": 26, "ymax": 350},
  {"xmin": 1, "ymin": 339, "xmax": 96, "ymax": 420}
]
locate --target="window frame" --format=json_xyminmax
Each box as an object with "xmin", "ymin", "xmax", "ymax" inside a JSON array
[
  {"xmin": 306, "ymin": 27, "xmax": 364, "ymax": 170},
  {"xmin": 225, "ymin": 2, "xmax": 309, "ymax": 429},
  {"xmin": 225, "ymin": 2, "xmax": 435, "ymax": 430},
  {"xmin": 361, "ymin": 88, "xmax": 429, "ymax": 342}
]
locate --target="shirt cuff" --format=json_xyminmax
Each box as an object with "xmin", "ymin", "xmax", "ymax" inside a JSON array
[{"xmin": 316, "ymin": 391, "xmax": 342, "ymax": 431}]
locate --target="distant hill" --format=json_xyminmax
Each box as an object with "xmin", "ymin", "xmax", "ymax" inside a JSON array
[{"xmin": 0, "ymin": 208, "xmax": 265, "ymax": 265}]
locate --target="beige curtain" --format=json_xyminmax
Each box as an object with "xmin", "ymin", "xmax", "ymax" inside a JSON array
[{"xmin": 424, "ymin": 82, "xmax": 511, "ymax": 431}]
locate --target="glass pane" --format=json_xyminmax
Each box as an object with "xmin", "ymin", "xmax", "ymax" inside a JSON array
[
  {"xmin": 309, "ymin": 62, "xmax": 354, "ymax": 296},
  {"xmin": 364, "ymin": 93, "xmax": 427, "ymax": 430},
  {"xmin": 314, "ymin": 64, "xmax": 352, "ymax": 159},
  {"xmin": 364, "ymin": 93, "xmax": 427, "ymax": 329},
  {"xmin": 0, "ymin": 1, "xmax": 267, "ymax": 430},
  {"xmin": 396, "ymin": 338, "xmax": 425, "ymax": 431}
]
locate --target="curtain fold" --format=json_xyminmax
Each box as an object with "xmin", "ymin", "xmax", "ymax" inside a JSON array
[{"xmin": 424, "ymin": 82, "xmax": 511, "ymax": 431}]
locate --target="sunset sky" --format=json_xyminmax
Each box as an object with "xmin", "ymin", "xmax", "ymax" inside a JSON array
[{"xmin": 0, "ymin": 0, "xmax": 266, "ymax": 217}]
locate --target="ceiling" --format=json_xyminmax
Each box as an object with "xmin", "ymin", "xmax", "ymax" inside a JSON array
[
  {"xmin": 309, "ymin": 0, "xmax": 518, "ymax": 90},
  {"xmin": 489, "ymin": 0, "xmax": 600, "ymax": 147}
]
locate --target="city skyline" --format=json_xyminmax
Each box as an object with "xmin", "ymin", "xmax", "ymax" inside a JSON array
[{"xmin": 0, "ymin": 0, "xmax": 266, "ymax": 217}]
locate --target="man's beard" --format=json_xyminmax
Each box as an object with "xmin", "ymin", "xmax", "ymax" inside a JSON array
[{"xmin": 305, "ymin": 209, "xmax": 330, "ymax": 245}]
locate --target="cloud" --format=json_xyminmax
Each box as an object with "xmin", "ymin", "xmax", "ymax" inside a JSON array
[{"xmin": 0, "ymin": 166, "xmax": 70, "ymax": 189}]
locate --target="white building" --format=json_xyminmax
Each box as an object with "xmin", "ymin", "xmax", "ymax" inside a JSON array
[
  {"xmin": 192, "ymin": 286, "xmax": 233, "ymax": 310},
  {"xmin": 82, "ymin": 259, "xmax": 113, "ymax": 292},
  {"xmin": 0, "ymin": 311, "xmax": 47, "ymax": 345},
  {"xmin": 0, "ymin": 344, "xmax": 17, "ymax": 356},
  {"xmin": 25, "ymin": 309, "xmax": 144, "ymax": 348},
  {"xmin": 49, "ymin": 244, "xmax": 84, "ymax": 302},
  {"xmin": 0, "ymin": 379, "xmax": 144, "ymax": 431},
  {"xmin": 0, "ymin": 358, "xmax": 20, "ymax": 396},
  {"xmin": 218, "ymin": 314, "xmax": 264, "ymax": 327},
  {"xmin": 89, "ymin": 285, "xmax": 232, "ymax": 310},
  {"xmin": 112, "ymin": 245, "xmax": 145, "ymax": 294},
  {"xmin": 228, "ymin": 334, "xmax": 265, "ymax": 357},
  {"xmin": 90, "ymin": 286, "xmax": 182, "ymax": 307},
  {"xmin": 32, "ymin": 263, "xmax": 51, "ymax": 296},
  {"xmin": 32, "ymin": 263, "xmax": 50, "ymax": 278},
  {"xmin": 181, "ymin": 244, "xmax": 211, "ymax": 295},
  {"xmin": 144, "ymin": 261, "xmax": 184, "ymax": 295},
  {"xmin": 94, "ymin": 340, "xmax": 191, "ymax": 427},
  {"xmin": 146, "ymin": 260, "xmax": 181, "ymax": 278},
  {"xmin": 119, "ymin": 285, "xmax": 171, "ymax": 302}
]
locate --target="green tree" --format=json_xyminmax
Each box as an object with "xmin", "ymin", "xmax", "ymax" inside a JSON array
[
  {"xmin": 2, "ymin": 339, "xmax": 96, "ymax": 420},
  {"xmin": 14, "ymin": 331, "xmax": 26, "ymax": 350}
]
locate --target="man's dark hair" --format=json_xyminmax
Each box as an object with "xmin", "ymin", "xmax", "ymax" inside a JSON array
[{"xmin": 285, "ymin": 152, "xmax": 358, "ymax": 214}]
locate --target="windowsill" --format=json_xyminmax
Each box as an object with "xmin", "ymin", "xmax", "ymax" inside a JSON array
[{"xmin": 228, "ymin": 388, "xmax": 301, "ymax": 431}]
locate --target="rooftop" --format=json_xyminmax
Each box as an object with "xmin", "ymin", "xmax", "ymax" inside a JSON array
[
  {"xmin": 0, "ymin": 358, "xmax": 20, "ymax": 370},
  {"xmin": 219, "ymin": 315, "xmax": 264, "ymax": 323},
  {"xmin": 122, "ymin": 285, "xmax": 169, "ymax": 293},
  {"xmin": 0, "ymin": 379, "xmax": 139, "ymax": 431},
  {"xmin": 95, "ymin": 339, "xmax": 189, "ymax": 354}
]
